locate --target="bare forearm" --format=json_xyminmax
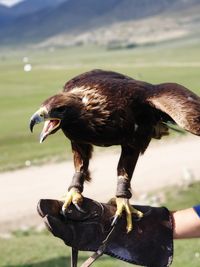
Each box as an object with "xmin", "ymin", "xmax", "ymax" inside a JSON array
[{"xmin": 172, "ymin": 207, "xmax": 200, "ymax": 239}]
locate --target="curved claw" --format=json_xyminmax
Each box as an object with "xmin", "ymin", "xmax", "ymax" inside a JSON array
[
  {"xmin": 74, "ymin": 203, "xmax": 87, "ymax": 214},
  {"xmin": 61, "ymin": 205, "xmax": 69, "ymax": 216},
  {"xmin": 61, "ymin": 188, "xmax": 84, "ymax": 215},
  {"xmin": 112, "ymin": 197, "xmax": 144, "ymax": 233},
  {"xmin": 61, "ymin": 202, "xmax": 86, "ymax": 216},
  {"xmin": 111, "ymin": 214, "xmax": 120, "ymax": 227}
]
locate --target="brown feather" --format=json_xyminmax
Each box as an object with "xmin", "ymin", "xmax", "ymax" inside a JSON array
[{"xmin": 147, "ymin": 83, "xmax": 200, "ymax": 136}]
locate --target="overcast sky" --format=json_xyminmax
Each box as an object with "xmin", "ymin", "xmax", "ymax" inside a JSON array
[{"xmin": 0, "ymin": 0, "xmax": 23, "ymax": 6}]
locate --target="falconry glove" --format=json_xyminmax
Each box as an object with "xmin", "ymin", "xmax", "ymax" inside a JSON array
[{"xmin": 37, "ymin": 198, "xmax": 173, "ymax": 267}]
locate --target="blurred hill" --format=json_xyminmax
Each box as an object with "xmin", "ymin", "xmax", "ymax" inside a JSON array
[
  {"xmin": 9, "ymin": 0, "xmax": 66, "ymax": 15},
  {"xmin": 0, "ymin": 0, "xmax": 66, "ymax": 25},
  {"xmin": 0, "ymin": 3, "xmax": 15, "ymax": 25},
  {"xmin": 0, "ymin": 0, "xmax": 200, "ymax": 46}
]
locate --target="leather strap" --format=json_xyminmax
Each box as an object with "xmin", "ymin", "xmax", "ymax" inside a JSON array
[{"xmin": 71, "ymin": 247, "xmax": 78, "ymax": 267}]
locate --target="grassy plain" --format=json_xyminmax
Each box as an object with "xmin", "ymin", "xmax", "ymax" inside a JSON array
[
  {"xmin": 0, "ymin": 181, "xmax": 200, "ymax": 267},
  {"xmin": 0, "ymin": 39, "xmax": 200, "ymax": 171}
]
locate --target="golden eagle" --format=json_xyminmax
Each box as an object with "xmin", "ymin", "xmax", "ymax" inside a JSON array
[{"xmin": 30, "ymin": 69, "xmax": 200, "ymax": 232}]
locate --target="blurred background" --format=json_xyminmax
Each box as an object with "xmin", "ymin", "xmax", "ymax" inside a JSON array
[{"xmin": 0, "ymin": 0, "xmax": 200, "ymax": 266}]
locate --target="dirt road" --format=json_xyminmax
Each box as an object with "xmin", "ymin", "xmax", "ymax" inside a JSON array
[{"xmin": 0, "ymin": 135, "xmax": 199, "ymax": 233}]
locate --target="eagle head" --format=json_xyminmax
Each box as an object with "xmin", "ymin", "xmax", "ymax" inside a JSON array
[{"xmin": 29, "ymin": 93, "xmax": 81, "ymax": 143}]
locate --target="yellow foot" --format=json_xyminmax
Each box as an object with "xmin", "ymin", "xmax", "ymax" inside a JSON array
[
  {"xmin": 112, "ymin": 198, "xmax": 143, "ymax": 233},
  {"xmin": 61, "ymin": 188, "xmax": 84, "ymax": 214}
]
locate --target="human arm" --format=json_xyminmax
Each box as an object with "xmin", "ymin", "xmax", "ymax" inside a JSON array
[{"xmin": 172, "ymin": 205, "xmax": 200, "ymax": 239}]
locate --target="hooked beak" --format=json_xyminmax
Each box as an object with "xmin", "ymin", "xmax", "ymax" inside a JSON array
[
  {"xmin": 30, "ymin": 108, "xmax": 45, "ymax": 132},
  {"xmin": 29, "ymin": 107, "xmax": 61, "ymax": 143}
]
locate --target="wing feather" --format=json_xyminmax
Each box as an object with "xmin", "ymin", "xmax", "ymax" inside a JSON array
[{"xmin": 147, "ymin": 83, "xmax": 200, "ymax": 136}]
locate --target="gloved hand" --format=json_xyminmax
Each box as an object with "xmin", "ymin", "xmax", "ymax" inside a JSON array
[{"xmin": 37, "ymin": 197, "xmax": 173, "ymax": 267}]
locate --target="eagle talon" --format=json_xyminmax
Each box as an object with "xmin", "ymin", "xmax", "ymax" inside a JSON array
[
  {"xmin": 61, "ymin": 188, "xmax": 84, "ymax": 214},
  {"xmin": 61, "ymin": 205, "xmax": 69, "ymax": 216},
  {"xmin": 111, "ymin": 214, "xmax": 120, "ymax": 227},
  {"xmin": 74, "ymin": 203, "xmax": 87, "ymax": 213},
  {"xmin": 113, "ymin": 197, "xmax": 143, "ymax": 233}
]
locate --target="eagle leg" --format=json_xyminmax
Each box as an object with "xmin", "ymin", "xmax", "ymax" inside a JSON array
[
  {"xmin": 62, "ymin": 142, "xmax": 93, "ymax": 214},
  {"xmin": 112, "ymin": 145, "xmax": 143, "ymax": 232}
]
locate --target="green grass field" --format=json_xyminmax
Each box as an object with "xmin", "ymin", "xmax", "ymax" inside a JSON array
[
  {"xmin": 0, "ymin": 181, "xmax": 200, "ymax": 267},
  {"xmin": 0, "ymin": 39, "xmax": 200, "ymax": 172}
]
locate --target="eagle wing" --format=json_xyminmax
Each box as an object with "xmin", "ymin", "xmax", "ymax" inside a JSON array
[
  {"xmin": 63, "ymin": 69, "xmax": 200, "ymax": 136},
  {"xmin": 147, "ymin": 83, "xmax": 200, "ymax": 136}
]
